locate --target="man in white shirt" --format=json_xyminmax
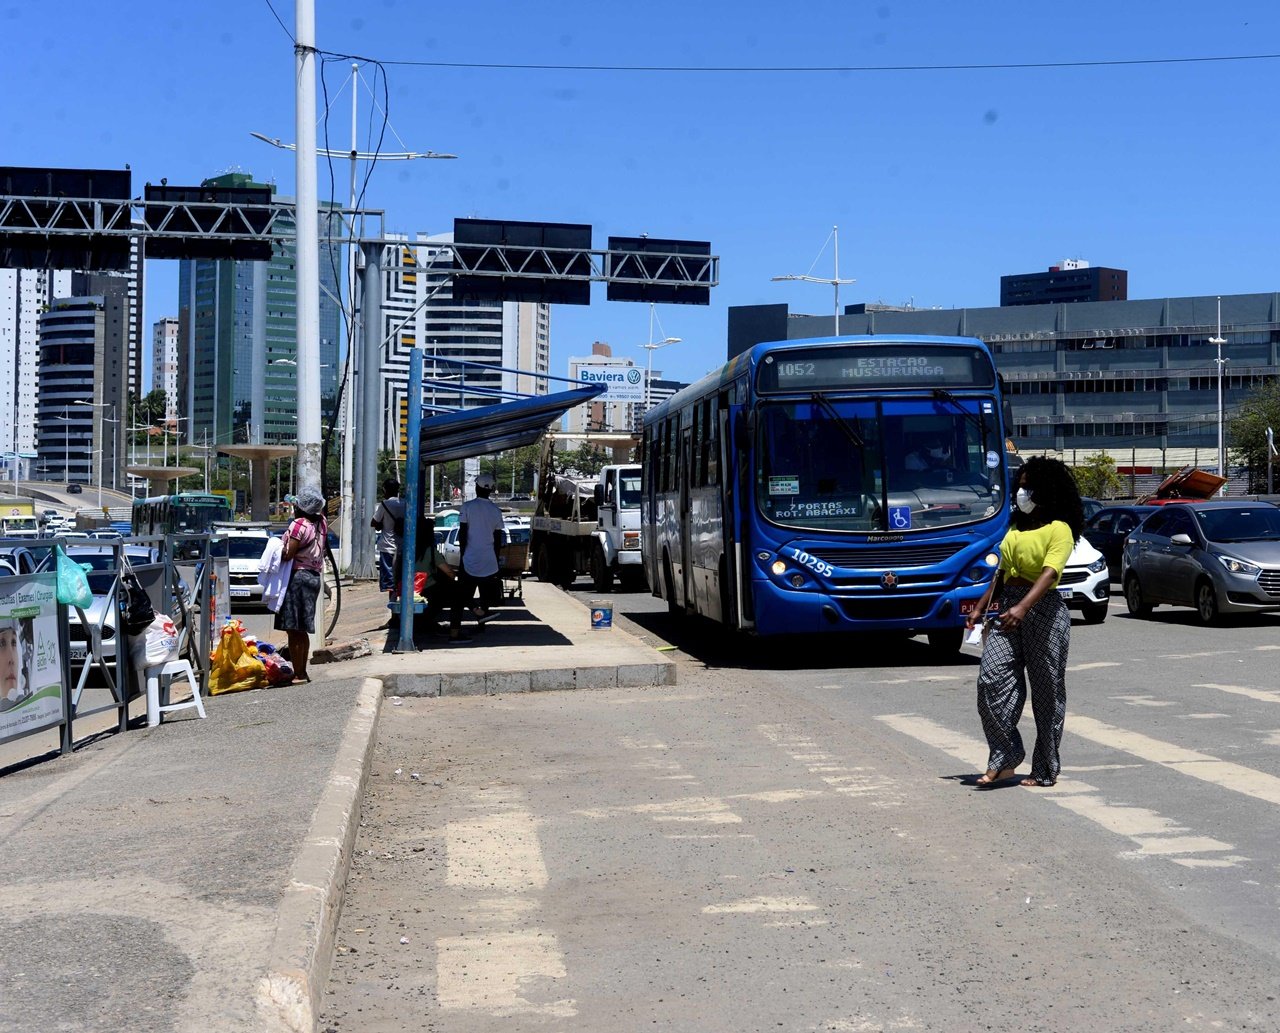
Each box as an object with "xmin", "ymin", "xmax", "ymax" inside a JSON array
[
  {"xmin": 448, "ymin": 472, "xmax": 505, "ymax": 643},
  {"xmin": 370, "ymin": 479, "xmax": 405, "ymax": 594}
]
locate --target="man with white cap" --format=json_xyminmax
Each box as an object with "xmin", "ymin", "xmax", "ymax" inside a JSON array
[{"xmin": 448, "ymin": 472, "xmax": 504, "ymax": 643}]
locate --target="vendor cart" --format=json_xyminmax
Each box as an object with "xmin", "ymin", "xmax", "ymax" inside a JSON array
[{"xmin": 497, "ymin": 541, "xmax": 529, "ymax": 601}]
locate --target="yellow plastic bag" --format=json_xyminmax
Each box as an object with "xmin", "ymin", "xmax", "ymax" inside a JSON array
[{"xmin": 208, "ymin": 622, "xmax": 266, "ymax": 695}]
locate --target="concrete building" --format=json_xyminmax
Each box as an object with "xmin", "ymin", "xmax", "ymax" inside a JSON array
[
  {"xmin": 728, "ymin": 292, "xmax": 1280, "ymax": 466},
  {"xmin": 151, "ymin": 316, "xmax": 179, "ymax": 418},
  {"xmin": 1, "ymin": 269, "xmax": 72, "ymax": 478},
  {"xmin": 35, "ymin": 280, "xmax": 129, "ymax": 488},
  {"xmin": 1000, "ymin": 259, "xmax": 1127, "ymax": 307},
  {"xmin": 364, "ymin": 233, "xmax": 551, "ymax": 458},
  {"xmin": 177, "ymin": 173, "xmax": 342, "ymax": 450}
]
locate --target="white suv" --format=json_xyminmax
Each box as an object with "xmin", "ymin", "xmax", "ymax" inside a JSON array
[{"xmin": 1057, "ymin": 536, "xmax": 1110, "ymax": 624}]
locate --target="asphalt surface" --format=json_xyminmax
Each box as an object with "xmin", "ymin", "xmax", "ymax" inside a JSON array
[{"xmin": 323, "ymin": 580, "xmax": 1280, "ymax": 1031}]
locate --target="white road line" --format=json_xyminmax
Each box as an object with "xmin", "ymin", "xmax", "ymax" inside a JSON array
[
  {"xmin": 1195, "ymin": 682, "xmax": 1280, "ymax": 706},
  {"xmin": 1068, "ymin": 661, "xmax": 1124, "ymax": 672},
  {"xmin": 1069, "ymin": 714, "xmax": 1280, "ymax": 807},
  {"xmin": 702, "ymin": 895, "xmax": 818, "ymax": 914},
  {"xmin": 1158, "ymin": 649, "xmax": 1239, "ymax": 660},
  {"xmin": 876, "ymin": 713, "xmax": 1240, "ymax": 867},
  {"xmin": 1109, "ymin": 695, "xmax": 1176, "ymax": 707},
  {"xmin": 446, "ymin": 808, "xmax": 548, "ymax": 893},
  {"xmin": 1254, "ymin": 645, "xmax": 1280, "ymax": 651},
  {"xmin": 435, "ymin": 930, "xmax": 576, "ymax": 1017}
]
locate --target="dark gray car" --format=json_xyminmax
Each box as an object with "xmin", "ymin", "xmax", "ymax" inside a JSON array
[{"xmin": 1121, "ymin": 501, "xmax": 1280, "ymax": 623}]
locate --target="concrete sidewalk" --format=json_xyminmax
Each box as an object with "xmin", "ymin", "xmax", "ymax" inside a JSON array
[{"xmin": 0, "ymin": 575, "xmax": 674, "ymax": 1033}]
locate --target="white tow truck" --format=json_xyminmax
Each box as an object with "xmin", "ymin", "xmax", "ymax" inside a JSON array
[{"xmin": 529, "ymin": 462, "xmax": 644, "ymax": 591}]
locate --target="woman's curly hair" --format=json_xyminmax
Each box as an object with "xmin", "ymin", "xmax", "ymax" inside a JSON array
[{"xmin": 1015, "ymin": 456, "xmax": 1084, "ymax": 540}]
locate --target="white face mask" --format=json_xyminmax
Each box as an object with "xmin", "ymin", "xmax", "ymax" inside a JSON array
[{"xmin": 1015, "ymin": 487, "xmax": 1036, "ymax": 514}]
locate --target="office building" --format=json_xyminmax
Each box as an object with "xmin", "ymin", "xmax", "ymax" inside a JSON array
[
  {"xmin": 151, "ymin": 316, "xmax": 179, "ymax": 418},
  {"xmin": 177, "ymin": 173, "xmax": 342, "ymax": 450},
  {"xmin": 364, "ymin": 233, "xmax": 551, "ymax": 458},
  {"xmin": 728, "ymin": 292, "xmax": 1280, "ymax": 465},
  {"xmin": 1000, "ymin": 260, "xmax": 1127, "ymax": 307},
  {"xmin": 35, "ymin": 279, "xmax": 129, "ymax": 487}
]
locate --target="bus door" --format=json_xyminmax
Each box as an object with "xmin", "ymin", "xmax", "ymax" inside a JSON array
[
  {"xmin": 679, "ymin": 423, "xmax": 694, "ymax": 610},
  {"xmin": 717, "ymin": 401, "xmax": 738, "ymax": 627}
]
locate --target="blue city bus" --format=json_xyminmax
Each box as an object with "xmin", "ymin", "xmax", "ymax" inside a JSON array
[
  {"xmin": 640, "ymin": 335, "xmax": 1009, "ymax": 649},
  {"xmin": 132, "ymin": 492, "xmax": 233, "ymax": 537}
]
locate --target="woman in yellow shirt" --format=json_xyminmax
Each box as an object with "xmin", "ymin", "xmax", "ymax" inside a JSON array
[{"xmin": 965, "ymin": 457, "xmax": 1084, "ymax": 788}]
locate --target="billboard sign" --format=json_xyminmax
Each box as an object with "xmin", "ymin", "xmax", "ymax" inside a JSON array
[
  {"xmin": 577, "ymin": 364, "xmax": 645, "ymax": 402},
  {"xmin": 0, "ymin": 572, "xmax": 64, "ymax": 744}
]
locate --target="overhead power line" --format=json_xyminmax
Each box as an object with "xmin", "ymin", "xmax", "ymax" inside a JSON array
[{"xmin": 312, "ymin": 50, "xmax": 1280, "ymax": 75}]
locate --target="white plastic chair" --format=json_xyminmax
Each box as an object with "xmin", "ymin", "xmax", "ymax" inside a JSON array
[{"xmin": 144, "ymin": 657, "xmax": 207, "ymax": 728}]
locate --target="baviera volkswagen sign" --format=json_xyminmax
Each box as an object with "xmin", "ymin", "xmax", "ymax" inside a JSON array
[{"xmin": 576, "ymin": 364, "xmax": 646, "ymax": 402}]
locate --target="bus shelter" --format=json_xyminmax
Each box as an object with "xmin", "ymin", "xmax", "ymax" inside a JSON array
[{"xmin": 393, "ymin": 348, "xmax": 605, "ymax": 652}]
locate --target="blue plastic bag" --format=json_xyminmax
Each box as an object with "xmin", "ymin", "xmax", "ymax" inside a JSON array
[{"xmin": 55, "ymin": 546, "xmax": 93, "ymax": 609}]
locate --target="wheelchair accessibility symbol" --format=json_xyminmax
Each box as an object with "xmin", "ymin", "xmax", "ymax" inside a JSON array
[{"xmin": 889, "ymin": 506, "xmax": 912, "ymax": 530}]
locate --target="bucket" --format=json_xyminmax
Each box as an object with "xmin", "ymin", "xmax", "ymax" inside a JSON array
[{"xmin": 589, "ymin": 598, "xmax": 614, "ymax": 630}]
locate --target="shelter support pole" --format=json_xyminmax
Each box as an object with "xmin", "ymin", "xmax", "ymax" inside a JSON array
[{"xmin": 395, "ymin": 348, "xmax": 424, "ymax": 652}]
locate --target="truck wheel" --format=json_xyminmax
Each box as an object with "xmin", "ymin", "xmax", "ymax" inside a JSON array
[
  {"xmin": 555, "ymin": 545, "xmax": 577, "ymax": 589},
  {"xmin": 590, "ymin": 543, "xmax": 613, "ymax": 593},
  {"xmin": 534, "ymin": 544, "xmax": 554, "ymax": 583}
]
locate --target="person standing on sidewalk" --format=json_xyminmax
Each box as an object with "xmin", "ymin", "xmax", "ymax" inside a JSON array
[
  {"xmin": 448, "ymin": 472, "xmax": 504, "ymax": 644},
  {"xmin": 275, "ymin": 487, "xmax": 329, "ymax": 683},
  {"xmin": 370, "ymin": 479, "xmax": 405, "ymax": 595},
  {"xmin": 965, "ymin": 456, "xmax": 1083, "ymax": 789}
]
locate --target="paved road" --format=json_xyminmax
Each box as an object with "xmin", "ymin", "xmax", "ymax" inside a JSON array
[{"xmin": 323, "ymin": 581, "xmax": 1280, "ymax": 1031}]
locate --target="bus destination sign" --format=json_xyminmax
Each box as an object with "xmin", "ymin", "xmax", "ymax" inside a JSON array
[{"xmin": 759, "ymin": 345, "xmax": 992, "ymax": 392}]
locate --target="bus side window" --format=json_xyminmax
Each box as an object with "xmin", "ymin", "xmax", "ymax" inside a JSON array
[
  {"xmin": 702, "ymin": 398, "xmax": 717, "ymax": 486},
  {"xmin": 691, "ymin": 404, "xmax": 703, "ymax": 488}
]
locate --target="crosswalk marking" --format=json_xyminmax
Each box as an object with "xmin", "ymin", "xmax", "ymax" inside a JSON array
[
  {"xmin": 1195, "ymin": 682, "xmax": 1280, "ymax": 706},
  {"xmin": 876, "ymin": 713, "xmax": 1241, "ymax": 867},
  {"xmin": 1069, "ymin": 714, "xmax": 1280, "ymax": 807},
  {"xmin": 1068, "ymin": 661, "xmax": 1124, "ymax": 671}
]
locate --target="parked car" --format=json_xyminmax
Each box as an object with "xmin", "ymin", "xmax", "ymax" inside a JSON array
[
  {"xmin": 1058, "ymin": 536, "xmax": 1111, "ymax": 624},
  {"xmin": 1083, "ymin": 505, "xmax": 1159, "ymax": 579},
  {"xmin": 1121, "ymin": 501, "xmax": 1280, "ymax": 624},
  {"xmin": 217, "ymin": 523, "xmax": 273, "ymax": 606},
  {"xmin": 56, "ymin": 545, "xmax": 192, "ymax": 683},
  {"xmin": 438, "ymin": 525, "xmax": 462, "ymax": 568},
  {"xmin": 67, "ymin": 483, "xmax": 83, "ymax": 494}
]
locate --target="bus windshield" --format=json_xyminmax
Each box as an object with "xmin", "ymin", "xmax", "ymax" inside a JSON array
[
  {"xmin": 758, "ymin": 397, "xmax": 1004, "ymax": 532},
  {"xmin": 172, "ymin": 501, "xmax": 232, "ymax": 533}
]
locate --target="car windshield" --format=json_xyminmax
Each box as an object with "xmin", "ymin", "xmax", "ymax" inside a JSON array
[
  {"xmin": 226, "ymin": 536, "xmax": 270, "ymax": 559},
  {"xmin": 1194, "ymin": 506, "xmax": 1280, "ymax": 542},
  {"xmin": 757, "ymin": 397, "xmax": 1003, "ymax": 532}
]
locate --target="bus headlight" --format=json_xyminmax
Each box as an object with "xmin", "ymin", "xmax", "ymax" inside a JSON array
[
  {"xmin": 968, "ymin": 565, "xmax": 992, "ymax": 582},
  {"xmin": 771, "ymin": 560, "xmax": 787, "ymax": 576},
  {"xmin": 984, "ymin": 552, "xmax": 1000, "ymax": 567}
]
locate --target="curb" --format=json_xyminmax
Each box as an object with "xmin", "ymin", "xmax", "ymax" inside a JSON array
[
  {"xmin": 383, "ymin": 660, "xmax": 677, "ymax": 697},
  {"xmin": 256, "ymin": 676, "xmax": 383, "ymax": 1033}
]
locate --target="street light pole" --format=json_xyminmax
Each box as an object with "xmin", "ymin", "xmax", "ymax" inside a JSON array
[
  {"xmin": 771, "ymin": 225, "xmax": 857, "ymax": 338},
  {"xmin": 1209, "ymin": 296, "xmax": 1227, "ymax": 496}
]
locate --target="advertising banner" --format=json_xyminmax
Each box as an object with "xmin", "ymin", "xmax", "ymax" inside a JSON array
[
  {"xmin": 577, "ymin": 364, "xmax": 645, "ymax": 402},
  {"xmin": 0, "ymin": 572, "xmax": 64, "ymax": 743}
]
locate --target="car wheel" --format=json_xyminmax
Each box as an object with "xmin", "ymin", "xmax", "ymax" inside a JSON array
[
  {"xmin": 1081, "ymin": 601, "xmax": 1108, "ymax": 625},
  {"xmin": 1195, "ymin": 580, "xmax": 1220, "ymax": 625},
  {"xmin": 1124, "ymin": 574, "xmax": 1152, "ymax": 616}
]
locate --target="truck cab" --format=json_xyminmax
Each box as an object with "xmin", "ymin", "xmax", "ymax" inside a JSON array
[{"xmin": 590, "ymin": 464, "xmax": 643, "ymax": 591}]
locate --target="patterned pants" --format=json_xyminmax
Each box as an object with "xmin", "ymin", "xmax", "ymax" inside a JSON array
[{"xmin": 976, "ymin": 584, "xmax": 1070, "ymax": 782}]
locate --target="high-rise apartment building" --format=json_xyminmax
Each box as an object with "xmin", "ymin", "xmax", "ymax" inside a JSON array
[
  {"xmin": 1, "ymin": 269, "xmax": 72, "ymax": 477},
  {"xmin": 365, "ymin": 233, "xmax": 551, "ymax": 458},
  {"xmin": 35, "ymin": 279, "xmax": 129, "ymax": 487},
  {"xmin": 151, "ymin": 316, "xmax": 179, "ymax": 418},
  {"xmin": 177, "ymin": 173, "xmax": 342, "ymax": 449}
]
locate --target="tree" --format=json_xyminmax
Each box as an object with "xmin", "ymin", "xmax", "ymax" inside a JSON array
[
  {"xmin": 1070, "ymin": 451, "xmax": 1125, "ymax": 500},
  {"xmin": 554, "ymin": 442, "xmax": 609, "ymax": 479},
  {"xmin": 1227, "ymin": 379, "xmax": 1280, "ymax": 493}
]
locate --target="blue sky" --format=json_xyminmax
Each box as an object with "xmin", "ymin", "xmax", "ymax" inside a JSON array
[{"xmin": 4, "ymin": 1, "xmax": 1280, "ymax": 388}]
